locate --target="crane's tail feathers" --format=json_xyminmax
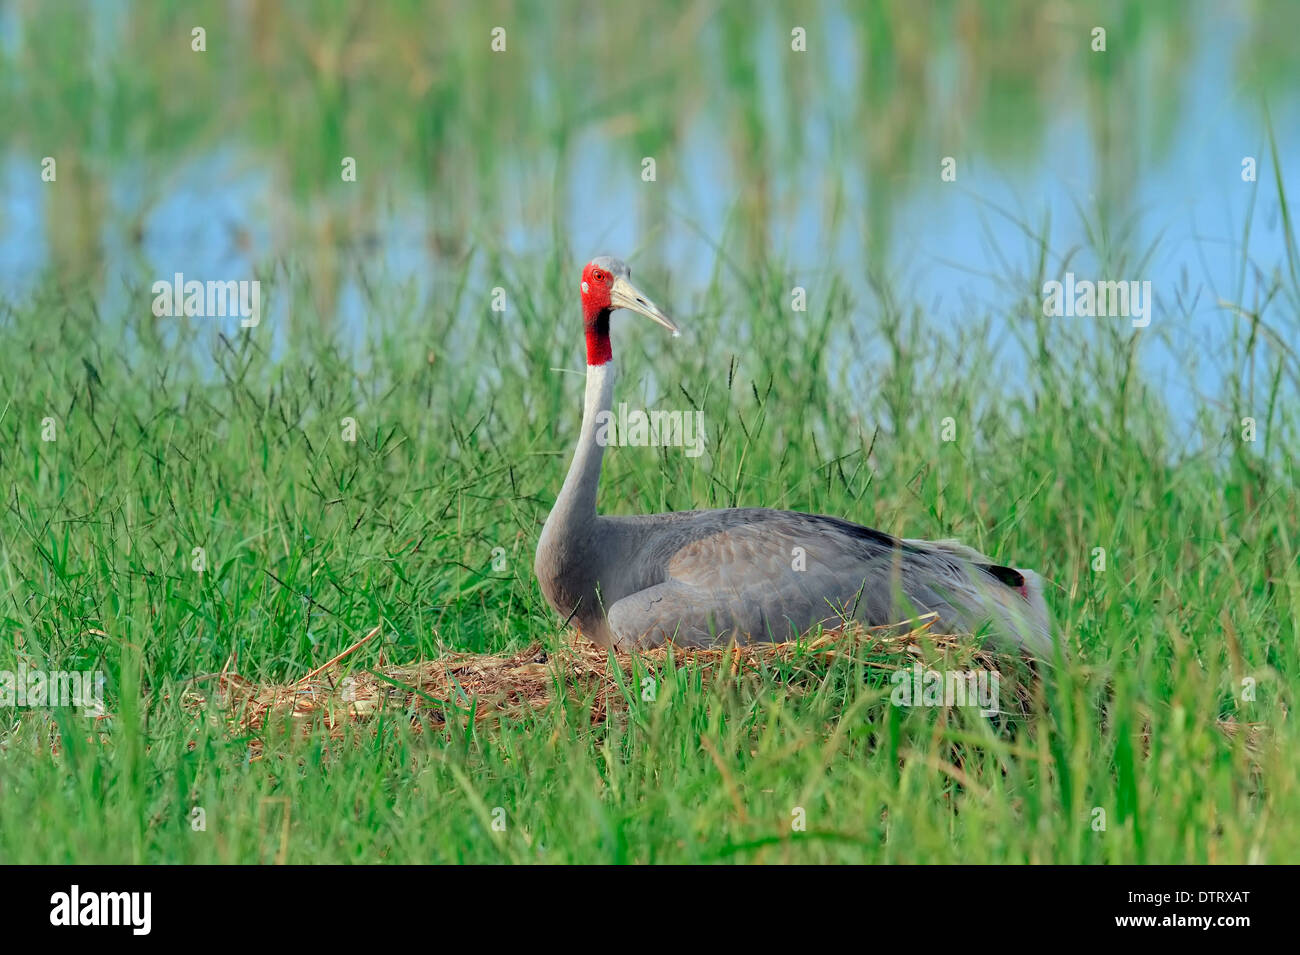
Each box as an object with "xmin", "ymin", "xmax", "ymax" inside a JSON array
[
  {"xmin": 904, "ymin": 538, "xmax": 1056, "ymax": 657},
  {"xmin": 973, "ymin": 565, "xmax": 1055, "ymax": 657},
  {"xmin": 1018, "ymin": 569, "xmax": 1051, "ymax": 632},
  {"xmin": 1010, "ymin": 568, "xmax": 1054, "ymax": 655}
]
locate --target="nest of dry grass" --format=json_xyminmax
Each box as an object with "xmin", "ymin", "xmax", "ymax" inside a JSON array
[{"xmin": 183, "ymin": 618, "xmax": 1033, "ymax": 746}]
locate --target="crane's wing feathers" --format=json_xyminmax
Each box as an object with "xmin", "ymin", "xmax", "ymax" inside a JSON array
[{"xmin": 603, "ymin": 508, "xmax": 1051, "ymax": 653}]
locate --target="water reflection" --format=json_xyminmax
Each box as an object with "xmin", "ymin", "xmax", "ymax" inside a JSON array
[{"xmin": 1, "ymin": 1, "xmax": 1297, "ymax": 427}]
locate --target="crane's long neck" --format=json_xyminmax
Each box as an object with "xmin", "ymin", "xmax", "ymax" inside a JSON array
[{"xmin": 550, "ymin": 312, "xmax": 615, "ymax": 527}]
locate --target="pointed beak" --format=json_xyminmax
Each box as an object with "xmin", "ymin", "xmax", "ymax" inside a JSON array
[{"xmin": 610, "ymin": 275, "xmax": 679, "ymax": 335}]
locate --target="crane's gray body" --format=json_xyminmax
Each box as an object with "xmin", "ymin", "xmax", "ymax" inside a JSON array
[
  {"xmin": 538, "ymin": 506, "xmax": 1052, "ymax": 653},
  {"xmin": 535, "ymin": 356, "xmax": 1055, "ymax": 656},
  {"xmin": 538, "ymin": 263, "xmax": 1055, "ymax": 657}
]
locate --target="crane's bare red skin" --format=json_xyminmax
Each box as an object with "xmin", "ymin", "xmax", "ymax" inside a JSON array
[{"xmin": 581, "ymin": 261, "xmax": 614, "ymax": 366}]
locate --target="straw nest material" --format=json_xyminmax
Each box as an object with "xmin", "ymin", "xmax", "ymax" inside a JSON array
[{"xmin": 182, "ymin": 618, "xmax": 1033, "ymax": 743}]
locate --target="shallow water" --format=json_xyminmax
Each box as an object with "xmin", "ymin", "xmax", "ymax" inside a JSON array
[{"xmin": 1, "ymin": 2, "xmax": 1296, "ymax": 433}]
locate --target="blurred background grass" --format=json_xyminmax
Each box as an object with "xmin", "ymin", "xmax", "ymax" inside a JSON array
[
  {"xmin": 0, "ymin": 0, "xmax": 1297, "ymax": 863},
  {"xmin": 4, "ymin": 0, "xmax": 1298, "ymax": 422}
]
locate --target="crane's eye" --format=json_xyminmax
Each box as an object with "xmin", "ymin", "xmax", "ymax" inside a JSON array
[{"xmin": 592, "ymin": 269, "xmax": 604, "ymax": 282}]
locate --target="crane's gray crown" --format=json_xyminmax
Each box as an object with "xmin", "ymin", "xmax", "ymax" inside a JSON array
[{"xmin": 589, "ymin": 255, "xmax": 630, "ymax": 278}]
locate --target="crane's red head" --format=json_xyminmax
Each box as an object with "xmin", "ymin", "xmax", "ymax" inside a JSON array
[{"xmin": 580, "ymin": 256, "xmax": 678, "ymax": 366}]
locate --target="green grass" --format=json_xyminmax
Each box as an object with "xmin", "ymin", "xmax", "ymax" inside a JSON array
[{"xmin": 0, "ymin": 233, "xmax": 1296, "ymax": 864}]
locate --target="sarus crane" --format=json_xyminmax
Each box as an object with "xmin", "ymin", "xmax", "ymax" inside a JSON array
[{"xmin": 535, "ymin": 256, "xmax": 1054, "ymax": 656}]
